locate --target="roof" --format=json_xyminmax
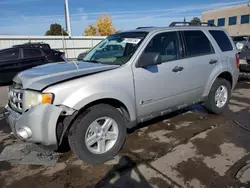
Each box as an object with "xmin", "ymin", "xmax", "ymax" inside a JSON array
[
  {"xmin": 122, "ymin": 25, "xmax": 221, "ymax": 33},
  {"xmin": 202, "ymin": 4, "xmax": 249, "ymax": 14}
]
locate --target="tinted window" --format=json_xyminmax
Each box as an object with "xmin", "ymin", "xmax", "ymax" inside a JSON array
[
  {"xmin": 229, "ymin": 16, "xmax": 237, "ymax": 25},
  {"xmin": 0, "ymin": 49, "xmax": 19, "ymax": 62},
  {"xmin": 183, "ymin": 30, "xmax": 213, "ymax": 57},
  {"xmin": 241, "ymin": 15, "xmax": 249, "ymax": 24},
  {"xmin": 218, "ymin": 18, "xmax": 225, "ymax": 26},
  {"xmin": 208, "ymin": 20, "xmax": 215, "ymax": 25},
  {"xmin": 144, "ymin": 31, "xmax": 179, "ymax": 63},
  {"xmin": 23, "ymin": 48, "xmax": 42, "ymax": 58},
  {"xmin": 83, "ymin": 32, "xmax": 148, "ymax": 65},
  {"xmin": 209, "ymin": 30, "xmax": 233, "ymax": 52},
  {"xmin": 232, "ymin": 36, "xmax": 248, "ymax": 42}
]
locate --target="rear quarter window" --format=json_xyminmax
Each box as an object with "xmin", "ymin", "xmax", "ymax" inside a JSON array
[{"xmin": 209, "ymin": 30, "xmax": 233, "ymax": 52}]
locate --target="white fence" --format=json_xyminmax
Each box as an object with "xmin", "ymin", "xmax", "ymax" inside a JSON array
[{"xmin": 0, "ymin": 35, "xmax": 106, "ymax": 59}]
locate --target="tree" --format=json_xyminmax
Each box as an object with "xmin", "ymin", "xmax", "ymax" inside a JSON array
[
  {"xmin": 96, "ymin": 14, "xmax": 116, "ymax": 36},
  {"xmin": 83, "ymin": 14, "xmax": 116, "ymax": 36},
  {"xmin": 45, "ymin": 23, "xmax": 68, "ymax": 36},
  {"xmin": 191, "ymin": 17, "xmax": 201, "ymax": 24},
  {"xmin": 84, "ymin": 24, "xmax": 98, "ymax": 36}
]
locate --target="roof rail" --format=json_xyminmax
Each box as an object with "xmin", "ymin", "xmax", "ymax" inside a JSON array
[
  {"xmin": 169, "ymin": 22, "xmax": 216, "ymax": 27},
  {"xmin": 136, "ymin": 26, "xmax": 155, "ymax": 29}
]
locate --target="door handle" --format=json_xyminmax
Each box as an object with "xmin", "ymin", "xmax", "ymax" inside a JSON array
[
  {"xmin": 172, "ymin": 66, "xmax": 184, "ymax": 73},
  {"xmin": 209, "ymin": 59, "xmax": 217, "ymax": 64}
]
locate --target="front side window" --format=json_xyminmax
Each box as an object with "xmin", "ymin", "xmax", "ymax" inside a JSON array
[
  {"xmin": 83, "ymin": 32, "xmax": 148, "ymax": 65},
  {"xmin": 142, "ymin": 31, "xmax": 180, "ymax": 63},
  {"xmin": 23, "ymin": 48, "xmax": 42, "ymax": 58},
  {"xmin": 241, "ymin": 15, "xmax": 250, "ymax": 24},
  {"xmin": 0, "ymin": 49, "xmax": 20, "ymax": 62},
  {"xmin": 183, "ymin": 30, "xmax": 214, "ymax": 57},
  {"xmin": 229, "ymin": 16, "xmax": 237, "ymax": 26},
  {"xmin": 218, "ymin": 18, "xmax": 225, "ymax": 26}
]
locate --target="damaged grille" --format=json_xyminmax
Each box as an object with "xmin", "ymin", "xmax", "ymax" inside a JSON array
[{"xmin": 9, "ymin": 86, "xmax": 23, "ymax": 113}]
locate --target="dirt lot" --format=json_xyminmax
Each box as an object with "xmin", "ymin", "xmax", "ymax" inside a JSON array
[{"xmin": 0, "ymin": 81, "xmax": 250, "ymax": 188}]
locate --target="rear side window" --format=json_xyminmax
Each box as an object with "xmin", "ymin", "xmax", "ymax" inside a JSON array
[
  {"xmin": 0, "ymin": 49, "xmax": 19, "ymax": 62},
  {"xmin": 209, "ymin": 30, "xmax": 233, "ymax": 52},
  {"xmin": 183, "ymin": 30, "xmax": 214, "ymax": 57},
  {"xmin": 23, "ymin": 48, "xmax": 42, "ymax": 58}
]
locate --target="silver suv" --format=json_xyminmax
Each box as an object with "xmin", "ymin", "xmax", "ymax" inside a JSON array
[{"xmin": 5, "ymin": 22, "xmax": 239, "ymax": 164}]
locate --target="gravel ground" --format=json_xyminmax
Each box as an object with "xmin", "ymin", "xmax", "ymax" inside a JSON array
[{"xmin": 0, "ymin": 81, "xmax": 250, "ymax": 188}]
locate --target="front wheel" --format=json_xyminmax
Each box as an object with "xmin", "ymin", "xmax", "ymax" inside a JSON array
[
  {"xmin": 68, "ymin": 104, "xmax": 127, "ymax": 164},
  {"xmin": 203, "ymin": 78, "xmax": 231, "ymax": 114}
]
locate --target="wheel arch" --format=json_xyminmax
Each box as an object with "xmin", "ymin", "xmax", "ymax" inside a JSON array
[
  {"xmin": 203, "ymin": 70, "xmax": 233, "ymax": 97},
  {"xmin": 57, "ymin": 97, "xmax": 136, "ymax": 146}
]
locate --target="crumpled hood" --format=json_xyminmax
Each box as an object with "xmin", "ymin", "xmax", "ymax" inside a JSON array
[{"xmin": 14, "ymin": 61, "xmax": 119, "ymax": 90}]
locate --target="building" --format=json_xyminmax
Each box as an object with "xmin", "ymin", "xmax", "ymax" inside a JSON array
[{"xmin": 202, "ymin": 4, "xmax": 250, "ymax": 36}]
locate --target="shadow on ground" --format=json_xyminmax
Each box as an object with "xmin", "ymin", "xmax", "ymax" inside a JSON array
[{"xmin": 95, "ymin": 156, "xmax": 171, "ymax": 188}]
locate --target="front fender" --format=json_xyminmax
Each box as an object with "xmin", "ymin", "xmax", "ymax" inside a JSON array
[{"xmin": 62, "ymin": 86, "xmax": 136, "ymax": 122}]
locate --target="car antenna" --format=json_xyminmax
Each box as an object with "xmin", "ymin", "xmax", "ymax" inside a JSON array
[{"xmin": 61, "ymin": 29, "xmax": 79, "ymax": 69}]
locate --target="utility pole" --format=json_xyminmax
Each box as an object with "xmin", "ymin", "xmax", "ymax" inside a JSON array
[{"xmin": 65, "ymin": 0, "xmax": 72, "ymax": 37}]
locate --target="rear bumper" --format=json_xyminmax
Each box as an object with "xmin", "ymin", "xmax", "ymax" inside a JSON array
[{"xmin": 5, "ymin": 104, "xmax": 63, "ymax": 146}]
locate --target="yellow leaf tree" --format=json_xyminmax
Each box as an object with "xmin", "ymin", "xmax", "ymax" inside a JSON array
[
  {"xmin": 84, "ymin": 24, "xmax": 97, "ymax": 36},
  {"xmin": 96, "ymin": 14, "xmax": 116, "ymax": 36},
  {"xmin": 84, "ymin": 14, "xmax": 116, "ymax": 36}
]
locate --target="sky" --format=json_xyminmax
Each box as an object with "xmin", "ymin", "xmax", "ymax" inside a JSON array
[{"xmin": 0, "ymin": 0, "xmax": 248, "ymax": 36}]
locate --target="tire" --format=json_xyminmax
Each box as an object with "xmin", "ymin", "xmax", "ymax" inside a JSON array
[
  {"xmin": 68, "ymin": 104, "xmax": 127, "ymax": 164},
  {"xmin": 203, "ymin": 78, "xmax": 231, "ymax": 114}
]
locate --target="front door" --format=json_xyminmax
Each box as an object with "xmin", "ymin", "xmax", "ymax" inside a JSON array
[{"xmin": 132, "ymin": 31, "xmax": 190, "ymax": 120}]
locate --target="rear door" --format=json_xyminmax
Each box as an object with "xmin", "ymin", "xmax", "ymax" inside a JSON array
[
  {"xmin": 208, "ymin": 30, "xmax": 237, "ymax": 84},
  {"xmin": 20, "ymin": 48, "xmax": 48, "ymax": 71},
  {"xmin": 180, "ymin": 30, "xmax": 219, "ymax": 101},
  {"xmin": 0, "ymin": 48, "xmax": 21, "ymax": 83}
]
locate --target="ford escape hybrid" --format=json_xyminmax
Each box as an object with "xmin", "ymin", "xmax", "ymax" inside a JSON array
[{"xmin": 4, "ymin": 22, "xmax": 239, "ymax": 164}]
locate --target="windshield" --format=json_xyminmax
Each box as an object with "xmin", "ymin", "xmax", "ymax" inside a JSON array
[
  {"xmin": 83, "ymin": 32, "xmax": 148, "ymax": 65},
  {"xmin": 232, "ymin": 36, "xmax": 248, "ymax": 42}
]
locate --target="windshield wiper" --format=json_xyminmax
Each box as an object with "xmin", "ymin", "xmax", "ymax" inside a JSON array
[{"xmin": 84, "ymin": 60, "xmax": 101, "ymax": 64}]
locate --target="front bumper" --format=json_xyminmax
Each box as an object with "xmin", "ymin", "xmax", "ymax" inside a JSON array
[{"xmin": 5, "ymin": 104, "xmax": 63, "ymax": 146}]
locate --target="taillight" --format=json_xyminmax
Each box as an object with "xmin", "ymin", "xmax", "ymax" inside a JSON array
[{"xmin": 236, "ymin": 53, "xmax": 240, "ymax": 69}]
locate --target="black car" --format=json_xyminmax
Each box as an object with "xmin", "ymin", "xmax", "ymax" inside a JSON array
[
  {"xmin": 0, "ymin": 44, "xmax": 65, "ymax": 84},
  {"xmin": 13, "ymin": 42, "xmax": 52, "ymax": 50},
  {"xmin": 232, "ymin": 36, "xmax": 250, "ymax": 73}
]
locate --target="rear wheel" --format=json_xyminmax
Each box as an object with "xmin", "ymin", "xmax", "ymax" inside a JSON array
[
  {"xmin": 203, "ymin": 78, "xmax": 231, "ymax": 114},
  {"xmin": 68, "ymin": 104, "xmax": 126, "ymax": 164}
]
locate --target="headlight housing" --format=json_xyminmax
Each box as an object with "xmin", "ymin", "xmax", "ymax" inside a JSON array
[
  {"xmin": 236, "ymin": 42, "xmax": 244, "ymax": 51},
  {"xmin": 24, "ymin": 90, "xmax": 54, "ymax": 109}
]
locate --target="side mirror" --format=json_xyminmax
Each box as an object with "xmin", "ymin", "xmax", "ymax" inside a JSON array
[{"xmin": 136, "ymin": 52, "xmax": 161, "ymax": 68}]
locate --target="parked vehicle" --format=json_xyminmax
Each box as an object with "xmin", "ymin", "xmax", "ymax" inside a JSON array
[
  {"xmin": 77, "ymin": 45, "xmax": 124, "ymax": 61},
  {"xmin": 4, "ymin": 22, "xmax": 239, "ymax": 164},
  {"xmin": 232, "ymin": 35, "xmax": 250, "ymax": 51},
  {"xmin": 0, "ymin": 44, "xmax": 65, "ymax": 84},
  {"xmin": 13, "ymin": 42, "xmax": 52, "ymax": 50},
  {"xmin": 232, "ymin": 35, "xmax": 250, "ymax": 73}
]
